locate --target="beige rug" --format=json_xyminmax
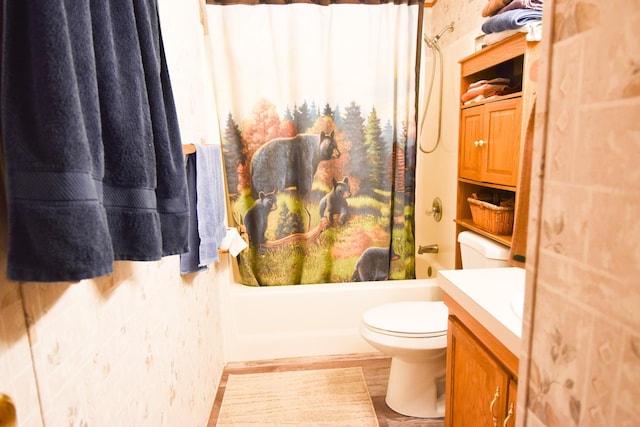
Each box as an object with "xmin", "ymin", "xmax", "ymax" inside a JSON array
[{"xmin": 217, "ymin": 367, "xmax": 380, "ymax": 426}]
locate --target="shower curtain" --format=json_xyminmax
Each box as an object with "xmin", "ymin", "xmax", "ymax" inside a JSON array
[{"xmin": 207, "ymin": 1, "xmax": 421, "ymax": 286}]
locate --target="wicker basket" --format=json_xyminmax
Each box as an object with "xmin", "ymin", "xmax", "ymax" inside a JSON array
[{"xmin": 467, "ymin": 197, "xmax": 514, "ymax": 235}]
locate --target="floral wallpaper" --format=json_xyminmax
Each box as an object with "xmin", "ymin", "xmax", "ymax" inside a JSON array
[
  {"xmin": 18, "ymin": 257, "xmax": 226, "ymax": 426},
  {"xmin": 0, "ymin": 1, "xmax": 226, "ymax": 426}
]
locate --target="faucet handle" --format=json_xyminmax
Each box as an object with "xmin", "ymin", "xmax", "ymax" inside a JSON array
[{"xmin": 426, "ymin": 197, "xmax": 443, "ymax": 222}]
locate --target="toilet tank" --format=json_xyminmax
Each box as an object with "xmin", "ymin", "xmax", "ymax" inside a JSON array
[{"xmin": 457, "ymin": 231, "xmax": 510, "ymax": 269}]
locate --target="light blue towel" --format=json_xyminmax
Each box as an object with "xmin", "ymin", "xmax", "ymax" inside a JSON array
[
  {"xmin": 481, "ymin": 9, "xmax": 543, "ymax": 34},
  {"xmin": 195, "ymin": 144, "xmax": 227, "ymax": 266}
]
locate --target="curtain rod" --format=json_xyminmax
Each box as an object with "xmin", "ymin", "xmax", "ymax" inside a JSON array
[{"xmin": 206, "ymin": 0, "xmax": 437, "ymax": 6}]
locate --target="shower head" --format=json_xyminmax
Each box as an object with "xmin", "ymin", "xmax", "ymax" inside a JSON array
[{"xmin": 424, "ymin": 22, "xmax": 455, "ymax": 47}]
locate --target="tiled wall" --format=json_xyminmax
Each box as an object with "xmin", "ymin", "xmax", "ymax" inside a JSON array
[
  {"xmin": 429, "ymin": 0, "xmax": 640, "ymax": 426},
  {"xmin": 0, "ymin": 1, "xmax": 226, "ymax": 426},
  {"xmin": 524, "ymin": 0, "xmax": 640, "ymax": 425}
]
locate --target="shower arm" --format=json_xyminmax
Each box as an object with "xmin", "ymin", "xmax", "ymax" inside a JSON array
[{"xmin": 427, "ymin": 22, "xmax": 455, "ymax": 47}]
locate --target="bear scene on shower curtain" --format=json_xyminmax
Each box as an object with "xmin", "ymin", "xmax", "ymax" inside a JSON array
[{"xmin": 207, "ymin": 4, "xmax": 420, "ymax": 286}]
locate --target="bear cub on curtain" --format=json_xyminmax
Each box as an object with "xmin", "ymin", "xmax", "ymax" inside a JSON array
[
  {"xmin": 244, "ymin": 190, "xmax": 278, "ymax": 246},
  {"xmin": 319, "ymin": 177, "xmax": 351, "ymax": 225}
]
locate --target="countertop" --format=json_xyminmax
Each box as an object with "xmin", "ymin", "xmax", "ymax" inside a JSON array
[{"xmin": 437, "ymin": 267, "xmax": 525, "ymax": 357}]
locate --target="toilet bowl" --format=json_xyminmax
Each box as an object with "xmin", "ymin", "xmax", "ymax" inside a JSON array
[
  {"xmin": 360, "ymin": 232, "xmax": 511, "ymax": 418},
  {"xmin": 360, "ymin": 301, "xmax": 448, "ymax": 418}
]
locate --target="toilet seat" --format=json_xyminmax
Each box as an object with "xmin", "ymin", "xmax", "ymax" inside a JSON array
[{"xmin": 362, "ymin": 301, "xmax": 448, "ymax": 338}]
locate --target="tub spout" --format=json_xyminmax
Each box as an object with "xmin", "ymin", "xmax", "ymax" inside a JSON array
[{"xmin": 418, "ymin": 244, "xmax": 439, "ymax": 254}]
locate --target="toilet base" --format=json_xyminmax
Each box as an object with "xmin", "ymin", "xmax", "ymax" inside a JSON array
[{"xmin": 385, "ymin": 352, "xmax": 447, "ymax": 418}]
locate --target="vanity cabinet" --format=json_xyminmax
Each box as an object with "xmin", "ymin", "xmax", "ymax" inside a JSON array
[
  {"xmin": 454, "ymin": 33, "xmax": 539, "ymax": 268},
  {"xmin": 443, "ymin": 294, "xmax": 519, "ymax": 427}
]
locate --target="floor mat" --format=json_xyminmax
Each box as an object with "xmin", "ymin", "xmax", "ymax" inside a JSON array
[{"xmin": 216, "ymin": 367, "xmax": 380, "ymax": 426}]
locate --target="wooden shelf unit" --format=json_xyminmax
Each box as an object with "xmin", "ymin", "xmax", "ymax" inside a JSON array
[{"xmin": 454, "ymin": 33, "xmax": 539, "ymax": 269}]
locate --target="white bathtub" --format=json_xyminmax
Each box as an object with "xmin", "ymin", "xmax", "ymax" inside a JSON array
[{"xmin": 221, "ymin": 271, "xmax": 444, "ymax": 362}]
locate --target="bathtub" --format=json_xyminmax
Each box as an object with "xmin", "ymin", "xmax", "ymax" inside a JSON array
[{"xmin": 220, "ymin": 268, "xmax": 445, "ymax": 362}]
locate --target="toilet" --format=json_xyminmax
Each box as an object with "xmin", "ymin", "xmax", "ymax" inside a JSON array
[
  {"xmin": 456, "ymin": 230, "xmax": 512, "ymax": 269},
  {"xmin": 359, "ymin": 231, "xmax": 510, "ymax": 418}
]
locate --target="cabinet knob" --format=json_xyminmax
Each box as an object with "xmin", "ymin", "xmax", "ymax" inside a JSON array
[{"xmin": 478, "ymin": 139, "xmax": 485, "ymax": 147}]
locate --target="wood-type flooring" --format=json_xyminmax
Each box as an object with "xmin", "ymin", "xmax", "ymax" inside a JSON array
[{"xmin": 208, "ymin": 353, "xmax": 445, "ymax": 427}]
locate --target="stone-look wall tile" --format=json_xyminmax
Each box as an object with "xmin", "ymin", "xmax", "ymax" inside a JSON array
[
  {"xmin": 574, "ymin": 101, "xmax": 640, "ymax": 190},
  {"xmin": 538, "ymin": 182, "xmax": 590, "ymax": 262},
  {"xmin": 622, "ymin": 15, "xmax": 640, "ymax": 99},
  {"xmin": 526, "ymin": 411, "xmax": 549, "ymax": 427},
  {"xmin": 581, "ymin": 316, "xmax": 624, "ymax": 427},
  {"xmin": 580, "ymin": 15, "xmax": 640, "ymax": 103},
  {"xmin": 553, "ymin": 0, "xmax": 600, "ymax": 41},
  {"xmin": 527, "ymin": 0, "xmax": 640, "ymax": 425},
  {"xmin": 545, "ymin": 38, "xmax": 582, "ymax": 182},
  {"xmin": 528, "ymin": 284, "xmax": 592, "ymax": 427},
  {"xmin": 615, "ymin": 331, "xmax": 640, "ymax": 426},
  {"xmin": 558, "ymin": 254, "xmax": 638, "ymax": 333},
  {"xmin": 587, "ymin": 191, "xmax": 640, "ymax": 278}
]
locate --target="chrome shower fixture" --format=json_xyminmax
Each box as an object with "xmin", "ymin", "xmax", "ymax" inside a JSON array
[
  {"xmin": 424, "ymin": 22, "xmax": 455, "ymax": 48},
  {"xmin": 419, "ymin": 21, "xmax": 455, "ymax": 154}
]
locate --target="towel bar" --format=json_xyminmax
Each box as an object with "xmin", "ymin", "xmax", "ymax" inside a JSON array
[{"xmin": 182, "ymin": 144, "xmax": 197, "ymax": 155}]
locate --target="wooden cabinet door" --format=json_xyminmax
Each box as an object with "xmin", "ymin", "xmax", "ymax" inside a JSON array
[
  {"xmin": 445, "ymin": 318, "xmax": 510, "ymax": 427},
  {"xmin": 458, "ymin": 106, "xmax": 483, "ymax": 182},
  {"xmin": 481, "ymin": 98, "xmax": 522, "ymax": 186}
]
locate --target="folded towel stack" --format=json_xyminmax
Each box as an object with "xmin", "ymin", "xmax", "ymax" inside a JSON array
[
  {"xmin": 461, "ymin": 78, "xmax": 517, "ymax": 104},
  {"xmin": 482, "ymin": 0, "xmax": 543, "ymax": 17},
  {"xmin": 482, "ymin": 9, "xmax": 543, "ymax": 34},
  {"xmin": 1, "ymin": 1, "xmax": 189, "ymax": 282},
  {"xmin": 480, "ymin": 0, "xmax": 543, "ymax": 35}
]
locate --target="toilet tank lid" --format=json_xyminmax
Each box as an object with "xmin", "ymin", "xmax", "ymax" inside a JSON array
[{"xmin": 457, "ymin": 231, "xmax": 510, "ymax": 260}]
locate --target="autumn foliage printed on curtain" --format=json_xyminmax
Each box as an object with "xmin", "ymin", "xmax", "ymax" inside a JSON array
[{"xmin": 208, "ymin": 4, "xmax": 420, "ymax": 286}]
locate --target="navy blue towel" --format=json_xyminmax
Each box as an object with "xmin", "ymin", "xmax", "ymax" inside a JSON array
[
  {"xmin": 180, "ymin": 153, "xmax": 206, "ymax": 275},
  {"xmin": 481, "ymin": 9, "xmax": 543, "ymax": 34},
  {"xmin": 1, "ymin": 1, "xmax": 189, "ymax": 282}
]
